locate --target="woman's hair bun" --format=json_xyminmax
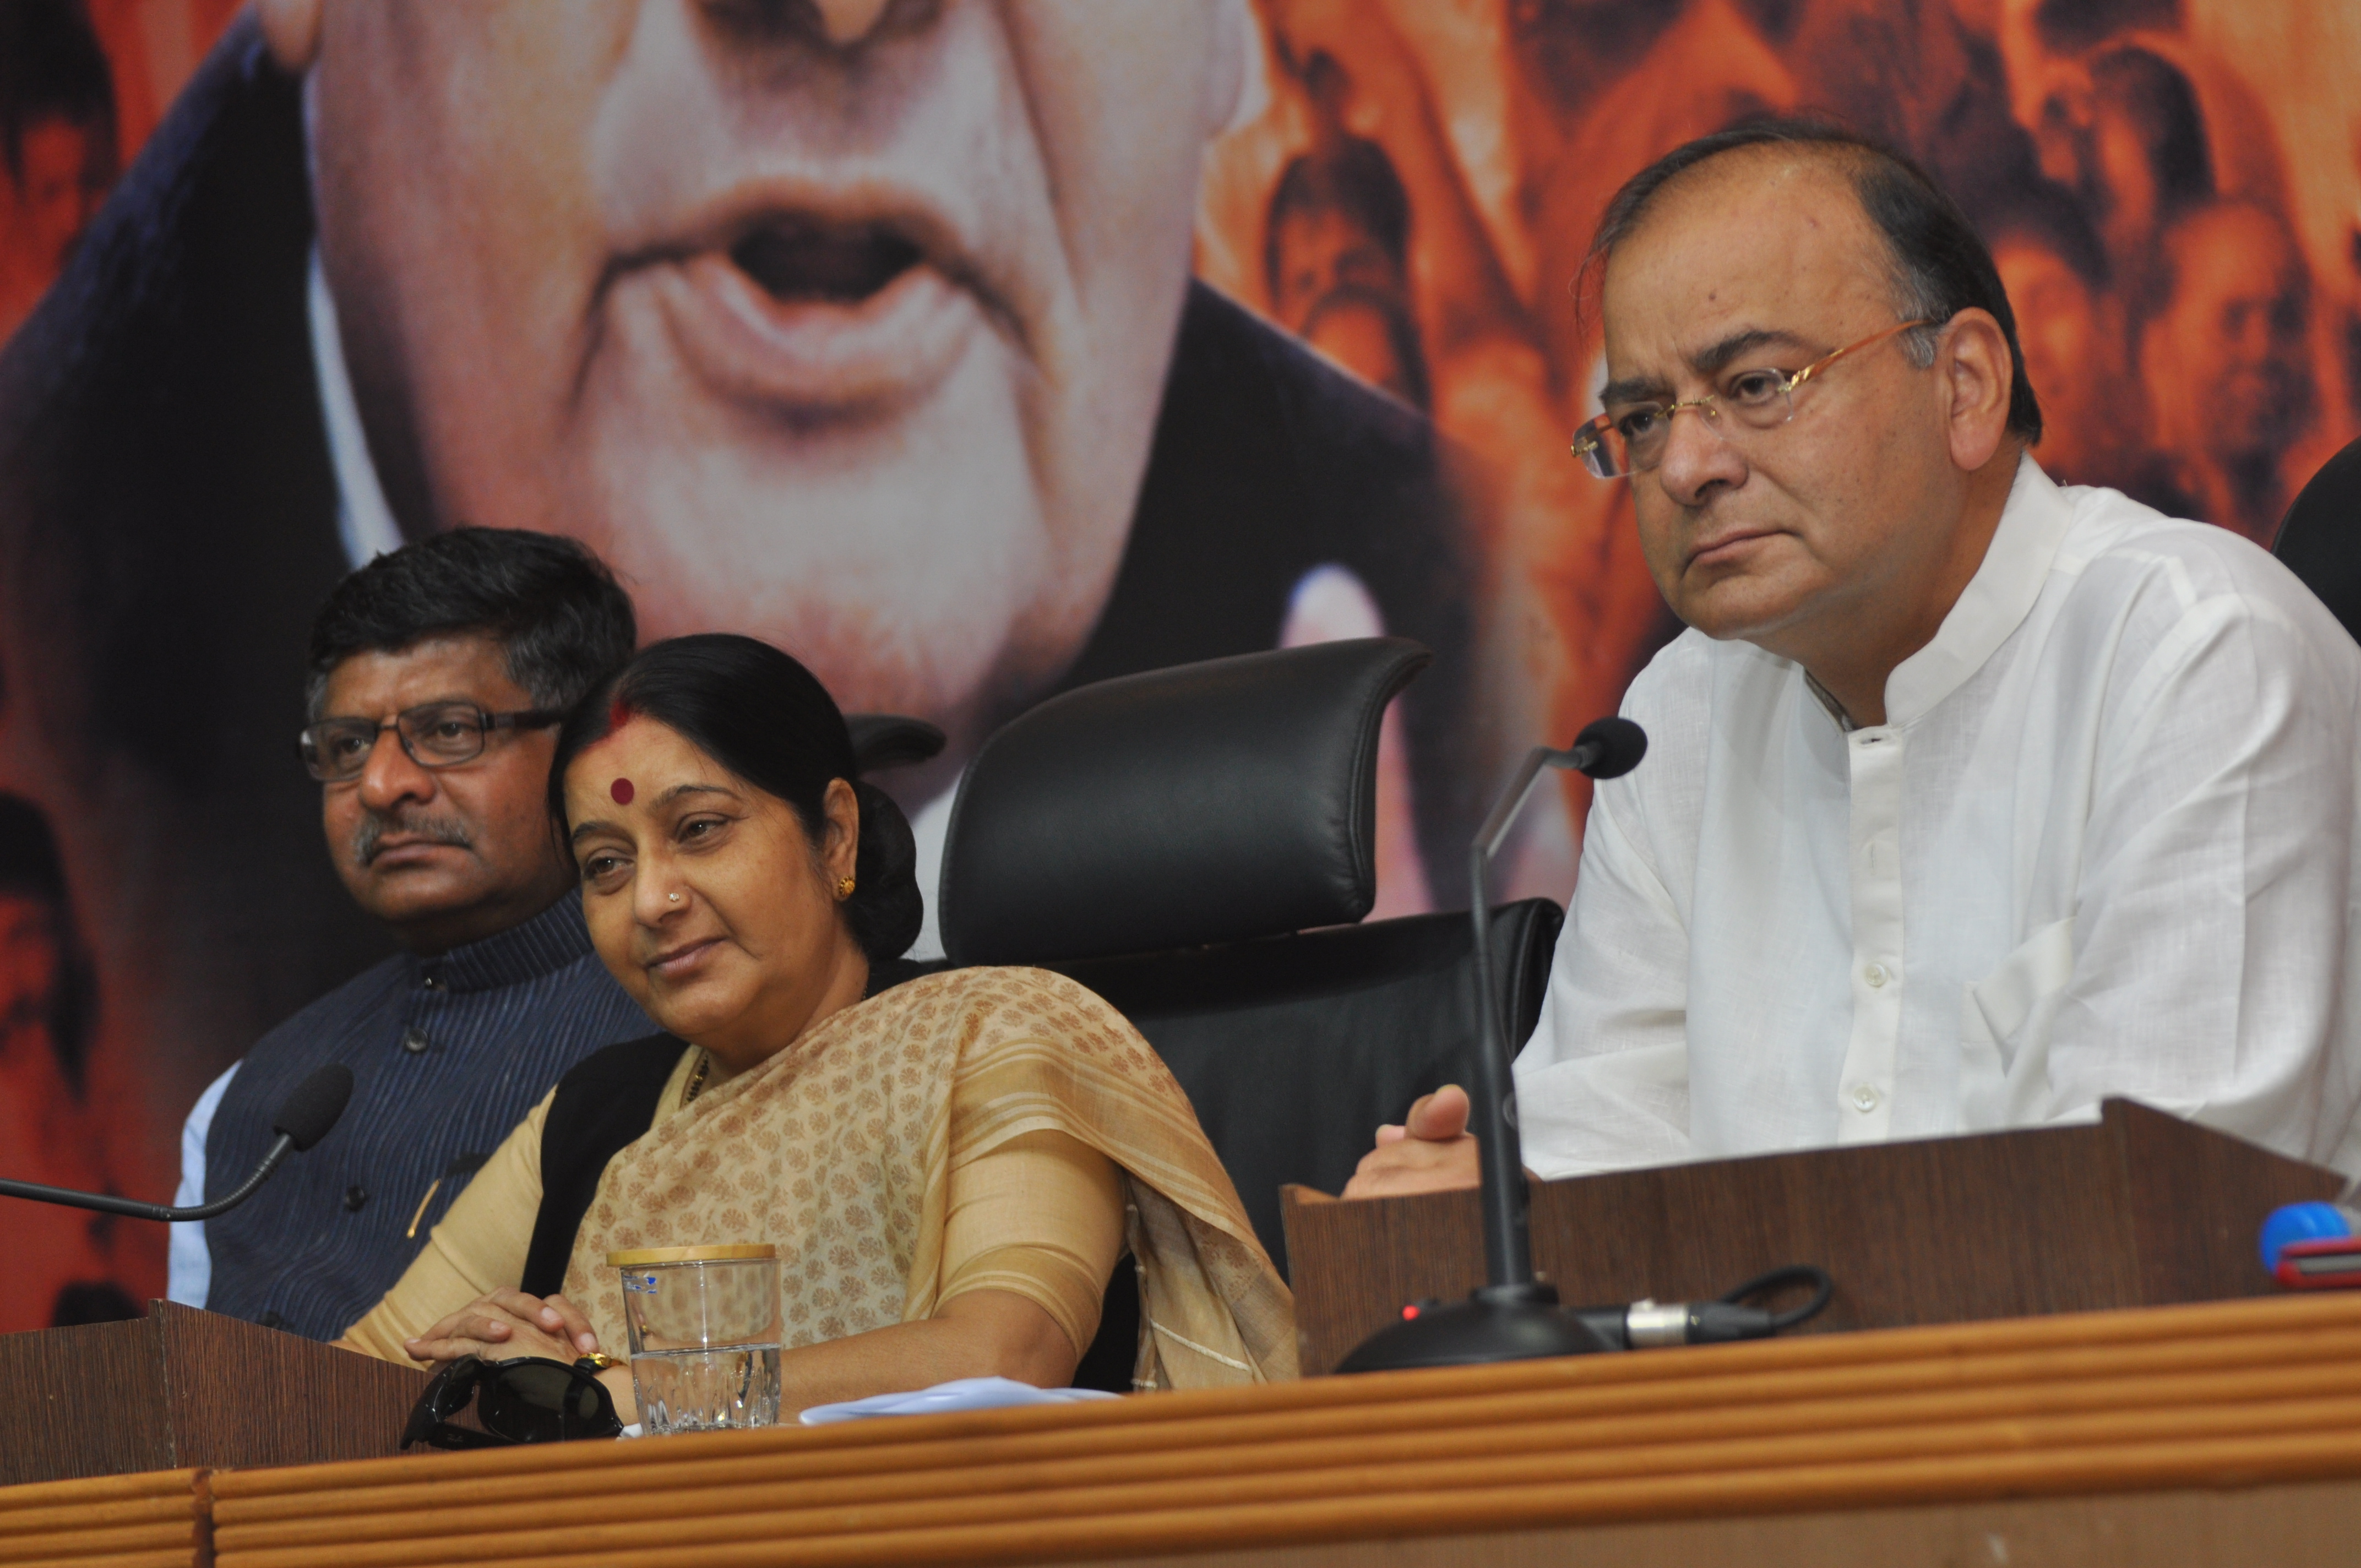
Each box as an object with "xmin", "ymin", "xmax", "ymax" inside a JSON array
[{"xmin": 845, "ymin": 780, "xmax": 923, "ymax": 962}]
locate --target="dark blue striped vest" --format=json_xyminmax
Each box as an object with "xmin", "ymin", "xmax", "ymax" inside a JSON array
[{"xmin": 203, "ymin": 894, "xmax": 650, "ymax": 1338}]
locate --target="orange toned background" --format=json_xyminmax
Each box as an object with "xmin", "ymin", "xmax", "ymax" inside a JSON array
[
  {"xmin": 1200, "ymin": 0, "xmax": 2361, "ymax": 893},
  {"xmin": 3, "ymin": 0, "xmax": 2360, "ymax": 1331}
]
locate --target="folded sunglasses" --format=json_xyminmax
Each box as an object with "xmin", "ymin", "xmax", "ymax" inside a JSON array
[{"xmin": 402, "ymin": 1353, "xmax": 624, "ymax": 1450}]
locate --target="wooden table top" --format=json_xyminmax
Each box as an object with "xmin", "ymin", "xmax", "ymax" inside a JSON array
[{"xmin": 14, "ymin": 1291, "xmax": 2361, "ymax": 1568}]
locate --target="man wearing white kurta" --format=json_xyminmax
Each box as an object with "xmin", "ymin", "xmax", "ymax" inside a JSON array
[
  {"xmin": 1516, "ymin": 451, "xmax": 2361, "ymax": 1177},
  {"xmin": 1348, "ymin": 120, "xmax": 2361, "ymax": 1197}
]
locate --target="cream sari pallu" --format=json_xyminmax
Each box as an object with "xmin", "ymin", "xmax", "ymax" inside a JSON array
[{"xmin": 565, "ymin": 966, "xmax": 1296, "ymax": 1389}]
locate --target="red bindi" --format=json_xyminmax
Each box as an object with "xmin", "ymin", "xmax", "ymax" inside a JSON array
[{"xmin": 610, "ymin": 778, "xmax": 634, "ymax": 805}]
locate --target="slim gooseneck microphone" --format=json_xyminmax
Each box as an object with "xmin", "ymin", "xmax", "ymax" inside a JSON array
[
  {"xmin": 0, "ymin": 1063, "xmax": 354, "ymax": 1223},
  {"xmin": 1337, "ymin": 717, "xmax": 1647, "ymax": 1373}
]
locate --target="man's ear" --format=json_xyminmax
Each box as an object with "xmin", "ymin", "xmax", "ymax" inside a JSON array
[
  {"xmin": 256, "ymin": 0, "xmax": 325, "ymax": 74},
  {"xmin": 1943, "ymin": 308, "xmax": 2015, "ymax": 474}
]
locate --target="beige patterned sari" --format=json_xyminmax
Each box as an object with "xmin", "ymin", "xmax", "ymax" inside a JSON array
[{"xmin": 565, "ymin": 967, "xmax": 1296, "ymax": 1389}]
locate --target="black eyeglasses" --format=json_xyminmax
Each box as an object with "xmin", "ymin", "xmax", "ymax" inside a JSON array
[
  {"xmin": 298, "ymin": 702, "xmax": 564, "ymax": 783},
  {"xmin": 401, "ymin": 1354, "xmax": 623, "ymax": 1450}
]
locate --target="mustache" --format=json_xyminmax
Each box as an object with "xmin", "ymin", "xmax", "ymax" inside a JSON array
[{"xmin": 352, "ymin": 810, "xmax": 475, "ymax": 866}]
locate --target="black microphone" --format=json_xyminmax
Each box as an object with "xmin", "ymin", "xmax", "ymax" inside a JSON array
[
  {"xmin": 0, "ymin": 1064, "xmax": 353, "ymax": 1223},
  {"xmin": 1567, "ymin": 716, "xmax": 1647, "ymax": 780},
  {"xmin": 1338, "ymin": 716, "xmax": 1649, "ymax": 1373}
]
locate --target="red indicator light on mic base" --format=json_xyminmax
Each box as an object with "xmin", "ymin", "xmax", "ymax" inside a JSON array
[
  {"xmin": 2261, "ymin": 1202, "xmax": 2361, "ymax": 1288},
  {"xmin": 2275, "ymin": 1238, "xmax": 2361, "ymax": 1290},
  {"xmin": 1401, "ymin": 1304, "xmax": 1419, "ymax": 1321}
]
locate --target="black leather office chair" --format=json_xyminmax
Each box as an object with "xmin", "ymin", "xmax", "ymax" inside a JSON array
[
  {"xmin": 935, "ymin": 638, "xmax": 1564, "ymax": 1302},
  {"xmin": 2274, "ymin": 435, "xmax": 2361, "ymax": 641}
]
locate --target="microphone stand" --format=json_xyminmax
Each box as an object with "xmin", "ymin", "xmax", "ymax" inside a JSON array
[
  {"xmin": 0, "ymin": 1062, "xmax": 352, "ymax": 1224},
  {"xmin": 1337, "ymin": 725, "xmax": 1641, "ymax": 1372},
  {"xmin": 0, "ymin": 1133, "xmax": 303, "ymax": 1223}
]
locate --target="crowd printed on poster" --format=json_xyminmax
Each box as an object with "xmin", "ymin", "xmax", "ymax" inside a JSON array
[{"xmin": 0, "ymin": 0, "xmax": 2355, "ymax": 1331}]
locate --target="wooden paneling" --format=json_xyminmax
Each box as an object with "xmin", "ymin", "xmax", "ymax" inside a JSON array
[
  {"xmin": 0, "ymin": 1467, "xmax": 203, "ymax": 1567},
  {"xmin": 10, "ymin": 1295, "xmax": 2361, "ymax": 1567},
  {"xmin": 180, "ymin": 1294, "xmax": 2361, "ymax": 1568},
  {"xmin": 1282, "ymin": 1099, "xmax": 2344, "ymax": 1374},
  {"xmin": 6, "ymin": 1107, "xmax": 2358, "ymax": 1567},
  {"xmin": 0, "ymin": 1317, "xmax": 175, "ymax": 1485},
  {"xmin": 152, "ymin": 1301, "xmax": 428, "ymax": 1473},
  {"xmin": 1056, "ymin": 1480, "xmax": 2361, "ymax": 1568},
  {"xmin": 0, "ymin": 1300, "xmax": 432, "ymax": 1487}
]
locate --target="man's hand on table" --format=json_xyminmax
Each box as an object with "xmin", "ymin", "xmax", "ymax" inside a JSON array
[{"xmin": 1343, "ymin": 1084, "xmax": 1483, "ymax": 1198}]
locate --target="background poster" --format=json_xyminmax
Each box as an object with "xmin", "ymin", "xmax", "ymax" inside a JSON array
[{"xmin": 0, "ymin": 0, "xmax": 2356, "ymax": 1331}]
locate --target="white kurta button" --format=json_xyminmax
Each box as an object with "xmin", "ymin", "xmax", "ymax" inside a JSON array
[
  {"xmin": 1864, "ymin": 962, "xmax": 1889, "ymax": 988},
  {"xmin": 1851, "ymin": 1084, "xmax": 1881, "ymax": 1113}
]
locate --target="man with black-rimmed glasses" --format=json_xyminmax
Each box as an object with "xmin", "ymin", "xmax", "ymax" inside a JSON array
[{"xmin": 170, "ymin": 528, "xmax": 651, "ymax": 1338}]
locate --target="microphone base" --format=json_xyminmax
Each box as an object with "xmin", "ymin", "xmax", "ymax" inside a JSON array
[{"xmin": 1334, "ymin": 1282, "xmax": 1614, "ymax": 1373}]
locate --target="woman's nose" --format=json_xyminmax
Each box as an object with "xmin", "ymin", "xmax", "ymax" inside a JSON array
[{"xmin": 636, "ymin": 871, "xmax": 688, "ymax": 923}]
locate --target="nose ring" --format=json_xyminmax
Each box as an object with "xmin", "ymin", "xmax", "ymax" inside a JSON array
[{"xmin": 668, "ymin": 892, "xmax": 682, "ymax": 903}]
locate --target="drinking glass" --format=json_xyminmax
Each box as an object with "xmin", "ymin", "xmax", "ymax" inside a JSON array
[{"xmin": 611, "ymin": 1243, "xmax": 783, "ymax": 1434}]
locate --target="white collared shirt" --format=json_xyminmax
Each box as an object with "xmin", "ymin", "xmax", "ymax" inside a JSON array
[{"xmin": 1516, "ymin": 455, "xmax": 2361, "ymax": 1178}]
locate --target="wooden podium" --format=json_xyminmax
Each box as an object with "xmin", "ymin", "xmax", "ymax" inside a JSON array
[
  {"xmin": 1281, "ymin": 1098, "xmax": 2346, "ymax": 1374},
  {"xmin": 13, "ymin": 1291, "xmax": 2360, "ymax": 1568},
  {"xmin": 4, "ymin": 1104, "xmax": 2361, "ymax": 1567},
  {"xmin": 0, "ymin": 1299, "xmax": 431, "ymax": 1487}
]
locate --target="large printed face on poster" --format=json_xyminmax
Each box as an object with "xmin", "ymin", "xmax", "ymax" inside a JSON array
[
  {"xmin": 0, "ymin": 0, "xmax": 2356, "ymax": 1330},
  {"xmin": 302, "ymin": 2, "xmax": 1238, "ymax": 754}
]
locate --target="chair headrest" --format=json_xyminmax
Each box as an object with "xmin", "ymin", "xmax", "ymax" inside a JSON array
[
  {"xmin": 939, "ymin": 638, "xmax": 1432, "ymax": 965},
  {"xmin": 2275, "ymin": 434, "xmax": 2361, "ymax": 644}
]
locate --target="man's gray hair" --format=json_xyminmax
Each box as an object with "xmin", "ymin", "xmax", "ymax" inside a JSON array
[{"xmin": 1585, "ymin": 116, "xmax": 2042, "ymax": 442}]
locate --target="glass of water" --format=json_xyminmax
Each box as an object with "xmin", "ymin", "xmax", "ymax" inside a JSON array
[{"xmin": 609, "ymin": 1243, "xmax": 782, "ymax": 1434}]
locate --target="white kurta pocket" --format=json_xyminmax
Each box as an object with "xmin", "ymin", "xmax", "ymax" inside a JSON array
[{"xmin": 1958, "ymin": 917, "xmax": 2076, "ymax": 1128}]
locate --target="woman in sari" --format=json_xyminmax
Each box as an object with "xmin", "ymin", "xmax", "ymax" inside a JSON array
[{"xmin": 340, "ymin": 634, "xmax": 1292, "ymax": 1414}]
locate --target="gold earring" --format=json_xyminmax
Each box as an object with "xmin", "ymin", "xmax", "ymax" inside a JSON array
[{"xmin": 836, "ymin": 876, "xmax": 856, "ymax": 899}]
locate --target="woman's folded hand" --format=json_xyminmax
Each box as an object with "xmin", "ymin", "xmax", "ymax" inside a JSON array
[{"xmin": 404, "ymin": 1287, "xmax": 600, "ymax": 1366}]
